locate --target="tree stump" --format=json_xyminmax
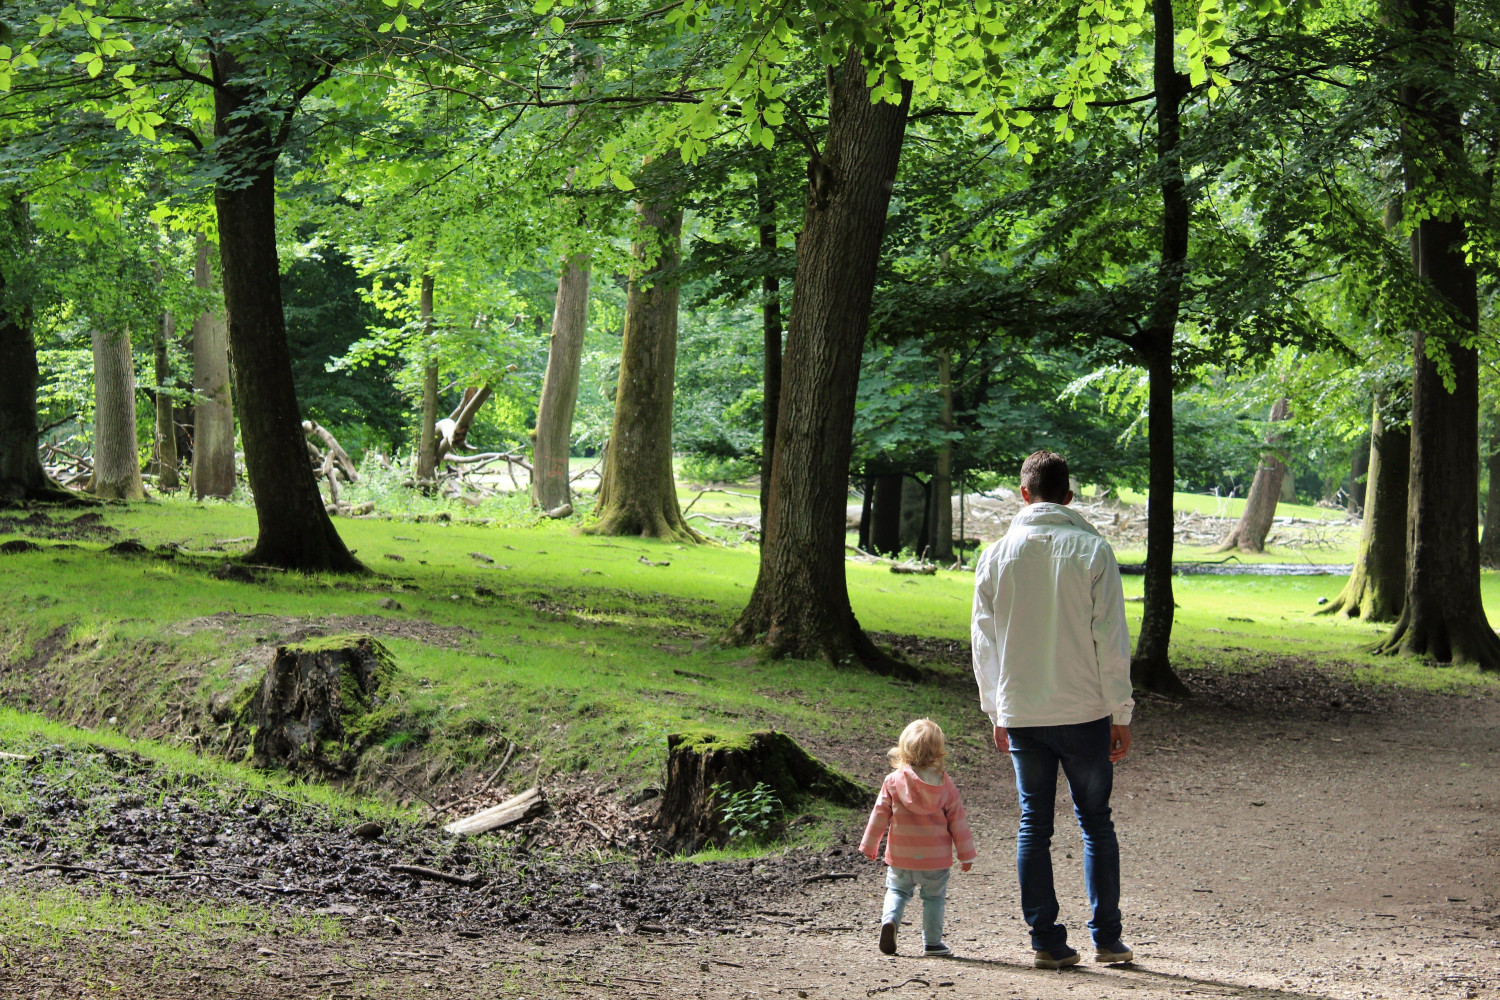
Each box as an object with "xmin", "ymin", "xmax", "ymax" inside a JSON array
[
  {"xmin": 654, "ymin": 730, "xmax": 868, "ymax": 851},
  {"xmin": 246, "ymin": 634, "xmax": 399, "ymax": 773}
]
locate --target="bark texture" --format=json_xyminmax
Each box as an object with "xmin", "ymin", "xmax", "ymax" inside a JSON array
[
  {"xmin": 212, "ymin": 50, "xmax": 362, "ymax": 572},
  {"xmin": 585, "ymin": 195, "xmax": 701, "ymax": 542},
  {"xmin": 1216, "ymin": 398, "xmax": 1290, "ymax": 553},
  {"xmin": 531, "ymin": 255, "xmax": 591, "ymax": 510},
  {"xmin": 757, "ymin": 166, "xmax": 783, "ymax": 543},
  {"xmin": 1481, "ymin": 416, "xmax": 1500, "ymax": 569},
  {"xmin": 415, "ymin": 273, "xmax": 439, "ymax": 485},
  {"xmin": 1131, "ymin": 0, "xmax": 1190, "ymax": 696},
  {"xmin": 1320, "ymin": 401, "xmax": 1407, "ymax": 621},
  {"xmin": 1371, "ymin": 0, "xmax": 1499, "ymax": 669},
  {"xmin": 928, "ymin": 351, "xmax": 955, "ymax": 562},
  {"xmin": 152, "ymin": 310, "xmax": 180, "ymax": 489},
  {"xmin": 189, "ymin": 236, "xmax": 236, "ymax": 500},
  {"xmin": 727, "ymin": 46, "xmax": 916, "ymax": 677},
  {"xmin": 868, "ymin": 474, "xmax": 903, "ymax": 555},
  {"xmin": 90, "ymin": 329, "xmax": 146, "ymax": 501}
]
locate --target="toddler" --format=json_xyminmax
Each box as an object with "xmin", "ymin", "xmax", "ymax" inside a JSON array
[{"xmin": 860, "ymin": 718, "xmax": 976, "ymax": 958}]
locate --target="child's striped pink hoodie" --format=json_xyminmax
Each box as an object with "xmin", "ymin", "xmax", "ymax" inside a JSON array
[{"xmin": 859, "ymin": 765, "xmax": 976, "ymax": 870}]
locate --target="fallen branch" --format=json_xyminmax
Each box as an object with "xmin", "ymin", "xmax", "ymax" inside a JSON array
[
  {"xmin": 302, "ymin": 421, "xmax": 358, "ymax": 482},
  {"xmin": 444, "ymin": 786, "xmax": 546, "ymax": 836},
  {"xmin": 868, "ymin": 977, "xmax": 930, "ymax": 995},
  {"xmin": 389, "ymin": 864, "xmax": 484, "ymax": 888},
  {"xmin": 802, "ymin": 871, "xmax": 858, "ymax": 884}
]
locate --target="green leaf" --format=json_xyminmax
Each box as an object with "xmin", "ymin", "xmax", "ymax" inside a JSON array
[
  {"xmin": 549, "ymin": 15, "xmax": 564, "ymax": 32},
  {"xmin": 378, "ymin": 20, "xmax": 392, "ymax": 31},
  {"xmin": 609, "ymin": 169, "xmax": 636, "ymax": 191},
  {"xmin": 393, "ymin": 12, "xmax": 408, "ymax": 29}
]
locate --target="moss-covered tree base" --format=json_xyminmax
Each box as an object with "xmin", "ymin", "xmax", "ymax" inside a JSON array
[
  {"xmin": 244, "ymin": 634, "xmax": 399, "ymax": 773},
  {"xmin": 654, "ymin": 730, "xmax": 868, "ymax": 851},
  {"xmin": 1317, "ymin": 566, "xmax": 1402, "ymax": 622}
]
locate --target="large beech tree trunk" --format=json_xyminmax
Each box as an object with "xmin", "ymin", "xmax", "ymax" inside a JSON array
[
  {"xmin": 757, "ymin": 165, "xmax": 783, "ymax": 543},
  {"xmin": 212, "ymin": 51, "xmax": 362, "ymax": 572},
  {"xmin": 0, "ymin": 196, "xmax": 70, "ymax": 502},
  {"xmin": 1130, "ymin": 0, "xmax": 1190, "ymax": 696},
  {"xmin": 1321, "ymin": 399, "xmax": 1407, "ymax": 620},
  {"xmin": 1373, "ymin": 0, "xmax": 1499, "ymax": 668},
  {"xmin": 531, "ymin": 255, "xmax": 590, "ymax": 510},
  {"xmin": 151, "ymin": 310, "xmax": 180, "ymax": 490},
  {"xmin": 189, "ymin": 236, "xmax": 236, "ymax": 499},
  {"xmin": 1217, "ymin": 398, "xmax": 1290, "ymax": 553},
  {"xmin": 415, "ymin": 272, "xmax": 439, "ymax": 485},
  {"xmin": 90, "ymin": 329, "xmax": 146, "ymax": 501},
  {"xmin": 927, "ymin": 351, "xmax": 955, "ymax": 563},
  {"xmin": 585, "ymin": 194, "xmax": 701, "ymax": 541},
  {"xmin": 727, "ymin": 46, "xmax": 915, "ymax": 677}
]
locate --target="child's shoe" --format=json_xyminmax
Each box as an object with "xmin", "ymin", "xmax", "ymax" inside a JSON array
[
  {"xmin": 878, "ymin": 922, "xmax": 897, "ymax": 955},
  {"xmin": 924, "ymin": 942, "xmax": 953, "ymax": 958},
  {"xmin": 1094, "ymin": 941, "xmax": 1134, "ymax": 964},
  {"xmin": 1034, "ymin": 946, "xmax": 1080, "ymax": 969}
]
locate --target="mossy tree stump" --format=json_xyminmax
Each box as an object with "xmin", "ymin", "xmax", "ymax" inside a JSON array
[
  {"xmin": 247, "ymin": 634, "xmax": 398, "ymax": 773},
  {"xmin": 655, "ymin": 730, "xmax": 868, "ymax": 851}
]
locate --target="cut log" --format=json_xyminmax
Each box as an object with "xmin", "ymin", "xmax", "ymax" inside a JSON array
[
  {"xmin": 245, "ymin": 634, "xmax": 399, "ymax": 773},
  {"xmin": 443, "ymin": 786, "xmax": 546, "ymax": 836},
  {"xmin": 654, "ymin": 730, "xmax": 868, "ymax": 852},
  {"xmin": 890, "ymin": 563, "xmax": 936, "ymax": 575}
]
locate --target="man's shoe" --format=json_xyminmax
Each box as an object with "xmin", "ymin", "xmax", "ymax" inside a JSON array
[
  {"xmin": 879, "ymin": 922, "xmax": 897, "ymax": 955},
  {"xmin": 1034, "ymin": 946, "xmax": 1080, "ymax": 969},
  {"xmin": 924, "ymin": 942, "xmax": 953, "ymax": 958},
  {"xmin": 1095, "ymin": 941, "xmax": 1134, "ymax": 964}
]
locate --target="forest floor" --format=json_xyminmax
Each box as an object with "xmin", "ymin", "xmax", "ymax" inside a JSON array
[{"xmin": 0, "ymin": 498, "xmax": 1495, "ymax": 998}]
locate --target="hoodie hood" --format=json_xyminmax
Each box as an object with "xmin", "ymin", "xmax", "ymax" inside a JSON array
[
  {"xmin": 888, "ymin": 766, "xmax": 948, "ymax": 816},
  {"xmin": 1011, "ymin": 502, "xmax": 1100, "ymax": 537}
]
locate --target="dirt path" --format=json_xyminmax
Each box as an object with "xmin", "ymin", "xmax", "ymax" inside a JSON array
[{"xmin": 3, "ymin": 669, "xmax": 1495, "ymax": 1000}]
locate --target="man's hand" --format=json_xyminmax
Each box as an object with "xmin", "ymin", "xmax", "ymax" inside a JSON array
[
  {"xmin": 1109, "ymin": 724, "xmax": 1131, "ymax": 762},
  {"xmin": 993, "ymin": 725, "xmax": 1009, "ymax": 753}
]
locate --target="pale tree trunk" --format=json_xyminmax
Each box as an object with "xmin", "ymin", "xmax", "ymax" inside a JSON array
[
  {"xmin": 585, "ymin": 192, "xmax": 701, "ymax": 542},
  {"xmin": 152, "ymin": 309, "xmax": 180, "ymax": 489},
  {"xmin": 189, "ymin": 236, "xmax": 236, "ymax": 499},
  {"xmin": 928, "ymin": 351, "xmax": 955, "ymax": 562},
  {"xmin": 90, "ymin": 328, "xmax": 146, "ymax": 500},
  {"xmin": 1321, "ymin": 399, "xmax": 1407, "ymax": 620},
  {"xmin": 1217, "ymin": 397, "xmax": 1290, "ymax": 552},
  {"xmin": 532, "ymin": 255, "xmax": 591, "ymax": 510},
  {"xmin": 415, "ymin": 272, "xmax": 439, "ymax": 484}
]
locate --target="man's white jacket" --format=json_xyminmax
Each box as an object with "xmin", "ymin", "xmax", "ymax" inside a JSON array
[{"xmin": 971, "ymin": 502, "xmax": 1134, "ymax": 729}]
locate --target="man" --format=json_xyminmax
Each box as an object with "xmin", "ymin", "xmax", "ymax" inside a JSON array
[{"xmin": 971, "ymin": 450, "xmax": 1135, "ymax": 970}]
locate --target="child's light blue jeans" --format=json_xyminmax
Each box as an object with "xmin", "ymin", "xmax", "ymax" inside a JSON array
[{"xmin": 882, "ymin": 866, "xmax": 950, "ymax": 946}]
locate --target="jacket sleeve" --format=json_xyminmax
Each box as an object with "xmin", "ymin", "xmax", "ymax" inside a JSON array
[
  {"xmin": 1091, "ymin": 544, "xmax": 1135, "ymax": 726},
  {"xmin": 859, "ymin": 780, "xmax": 893, "ymax": 859},
  {"xmin": 971, "ymin": 549, "xmax": 1004, "ymax": 728},
  {"xmin": 944, "ymin": 785, "xmax": 977, "ymax": 865}
]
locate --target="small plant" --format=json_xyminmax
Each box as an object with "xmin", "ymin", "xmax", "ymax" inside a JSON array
[{"xmin": 712, "ymin": 781, "xmax": 782, "ymax": 843}]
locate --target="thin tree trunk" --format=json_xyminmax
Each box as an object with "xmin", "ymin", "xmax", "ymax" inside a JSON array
[
  {"xmin": 1321, "ymin": 399, "xmax": 1407, "ymax": 620},
  {"xmin": 1347, "ymin": 433, "xmax": 1369, "ymax": 516},
  {"xmin": 898, "ymin": 476, "xmax": 925, "ymax": 553},
  {"xmin": 152, "ymin": 309, "xmax": 180, "ymax": 489},
  {"xmin": 1131, "ymin": 0, "xmax": 1191, "ymax": 696},
  {"xmin": 757, "ymin": 165, "xmax": 783, "ymax": 545},
  {"xmin": 212, "ymin": 49, "xmax": 362, "ymax": 572},
  {"xmin": 1481, "ymin": 414, "xmax": 1500, "ymax": 569},
  {"xmin": 189, "ymin": 235, "xmax": 236, "ymax": 499},
  {"xmin": 1217, "ymin": 398, "xmax": 1290, "ymax": 552},
  {"xmin": 90, "ymin": 328, "xmax": 146, "ymax": 501},
  {"xmin": 532, "ymin": 255, "xmax": 590, "ymax": 510},
  {"xmin": 928, "ymin": 351, "xmax": 955, "ymax": 562},
  {"xmin": 585, "ymin": 193, "xmax": 701, "ymax": 542},
  {"xmin": 1372, "ymin": 0, "xmax": 1498, "ymax": 668},
  {"xmin": 869, "ymin": 473, "xmax": 903, "ymax": 555},
  {"xmin": 726, "ymin": 45, "xmax": 916, "ymax": 678},
  {"xmin": 0, "ymin": 196, "xmax": 70, "ymax": 502},
  {"xmin": 415, "ymin": 272, "xmax": 439, "ymax": 485}
]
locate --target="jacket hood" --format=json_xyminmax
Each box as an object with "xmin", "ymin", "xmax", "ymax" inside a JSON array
[
  {"xmin": 1011, "ymin": 502, "xmax": 1100, "ymax": 537},
  {"xmin": 889, "ymin": 766, "xmax": 947, "ymax": 816}
]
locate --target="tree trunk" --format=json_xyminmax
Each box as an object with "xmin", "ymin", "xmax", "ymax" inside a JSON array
[
  {"xmin": 0, "ymin": 196, "xmax": 70, "ymax": 502},
  {"xmin": 151, "ymin": 309, "xmax": 180, "ymax": 490},
  {"xmin": 1481, "ymin": 415, "xmax": 1500, "ymax": 569},
  {"xmin": 857, "ymin": 474, "xmax": 873, "ymax": 551},
  {"xmin": 1347, "ymin": 433, "xmax": 1369, "ymax": 516},
  {"xmin": 415, "ymin": 272, "xmax": 439, "ymax": 485},
  {"xmin": 726, "ymin": 45, "xmax": 916, "ymax": 678},
  {"xmin": 757, "ymin": 165, "xmax": 783, "ymax": 546},
  {"xmin": 1321, "ymin": 399, "xmax": 1407, "ymax": 620},
  {"xmin": 531, "ymin": 255, "xmax": 590, "ymax": 510},
  {"xmin": 928, "ymin": 351, "xmax": 955, "ymax": 562},
  {"xmin": 212, "ymin": 51, "xmax": 362, "ymax": 572},
  {"xmin": 189, "ymin": 235, "xmax": 236, "ymax": 500},
  {"xmin": 1130, "ymin": 0, "xmax": 1191, "ymax": 696},
  {"xmin": 1372, "ymin": 0, "xmax": 1498, "ymax": 668},
  {"xmin": 1217, "ymin": 398, "xmax": 1290, "ymax": 552},
  {"xmin": 898, "ymin": 476, "xmax": 926, "ymax": 553},
  {"xmin": 90, "ymin": 328, "xmax": 146, "ymax": 501},
  {"xmin": 584, "ymin": 193, "xmax": 700, "ymax": 542},
  {"xmin": 868, "ymin": 474, "xmax": 903, "ymax": 555}
]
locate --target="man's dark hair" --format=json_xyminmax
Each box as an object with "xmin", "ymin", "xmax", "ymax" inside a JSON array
[{"xmin": 1020, "ymin": 450, "xmax": 1070, "ymax": 503}]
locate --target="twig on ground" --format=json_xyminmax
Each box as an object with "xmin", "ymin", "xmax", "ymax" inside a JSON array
[
  {"xmin": 802, "ymin": 872, "xmax": 858, "ymax": 884},
  {"xmin": 389, "ymin": 864, "xmax": 484, "ymax": 888},
  {"xmin": 867, "ymin": 978, "xmax": 930, "ymax": 995}
]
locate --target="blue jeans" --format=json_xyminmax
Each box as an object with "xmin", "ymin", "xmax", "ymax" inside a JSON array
[
  {"xmin": 882, "ymin": 866, "xmax": 950, "ymax": 947},
  {"xmin": 1008, "ymin": 716, "xmax": 1122, "ymax": 952}
]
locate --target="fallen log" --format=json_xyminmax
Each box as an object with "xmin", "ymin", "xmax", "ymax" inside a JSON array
[
  {"xmin": 303, "ymin": 421, "xmax": 358, "ymax": 482},
  {"xmin": 889, "ymin": 563, "xmax": 936, "ymax": 575},
  {"xmin": 443, "ymin": 786, "xmax": 546, "ymax": 836}
]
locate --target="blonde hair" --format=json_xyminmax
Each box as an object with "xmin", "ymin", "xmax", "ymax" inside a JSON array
[{"xmin": 887, "ymin": 718, "xmax": 947, "ymax": 772}]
